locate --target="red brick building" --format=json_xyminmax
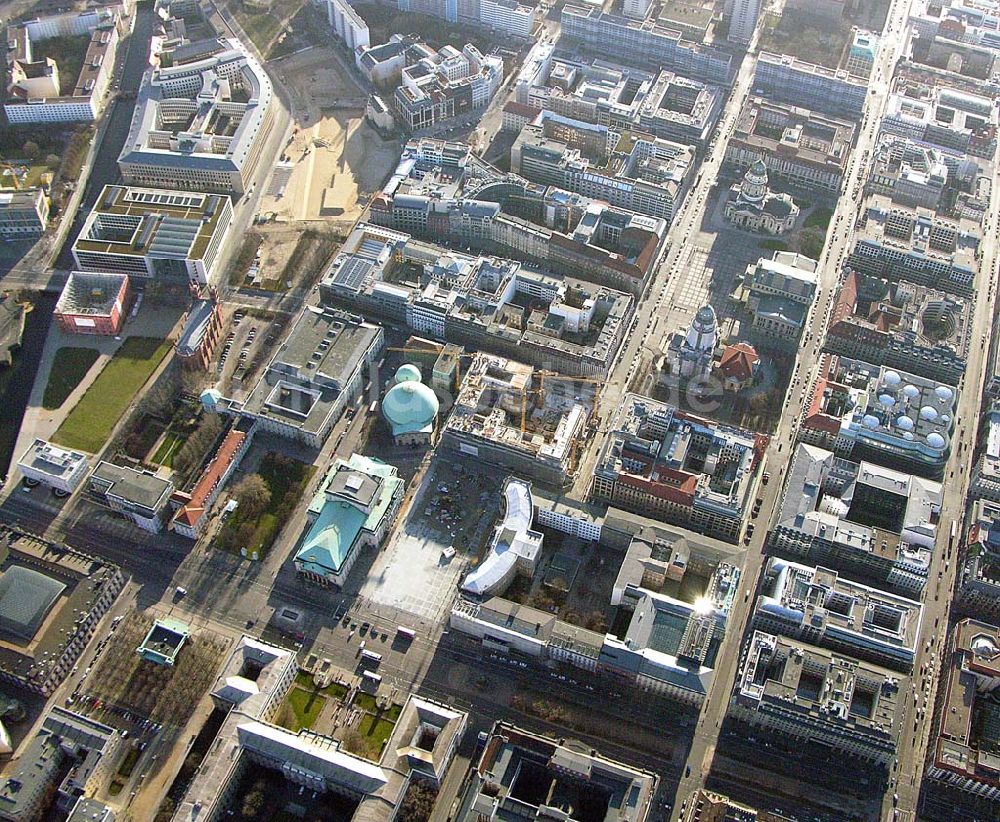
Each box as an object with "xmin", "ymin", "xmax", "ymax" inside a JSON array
[{"xmin": 54, "ymin": 272, "xmax": 130, "ymax": 335}]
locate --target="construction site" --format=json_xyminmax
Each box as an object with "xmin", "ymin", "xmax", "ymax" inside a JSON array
[{"xmin": 439, "ymin": 353, "xmax": 599, "ymax": 488}]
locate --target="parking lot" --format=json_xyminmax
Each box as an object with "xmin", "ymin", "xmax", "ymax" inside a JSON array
[{"xmin": 357, "ymin": 455, "xmax": 502, "ymax": 622}]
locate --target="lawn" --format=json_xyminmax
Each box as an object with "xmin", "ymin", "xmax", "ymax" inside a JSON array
[
  {"xmin": 215, "ymin": 453, "xmax": 316, "ymax": 557},
  {"xmin": 32, "ymin": 34, "xmax": 91, "ymax": 90},
  {"xmin": 357, "ymin": 714, "xmax": 395, "ymax": 752},
  {"xmin": 286, "ymin": 687, "xmax": 326, "ymax": 731},
  {"xmin": 804, "ymin": 207, "xmax": 834, "ymax": 231},
  {"xmin": 152, "ymin": 431, "xmax": 184, "ymax": 467},
  {"xmin": 42, "ymin": 347, "xmax": 100, "ymax": 410},
  {"xmin": 758, "ymin": 239, "xmax": 788, "ymax": 252},
  {"xmin": 53, "ymin": 337, "xmax": 171, "ymax": 453},
  {"xmin": 354, "ymin": 692, "xmax": 379, "ymax": 712}
]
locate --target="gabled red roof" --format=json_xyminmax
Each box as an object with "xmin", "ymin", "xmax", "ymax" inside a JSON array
[
  {"xmin": 173, "ymin": 430, "xmax": 246, "ymax": 528},
  {"xmin": 718, "ymin": 342, "xmax": 759, "ymax": 383}
]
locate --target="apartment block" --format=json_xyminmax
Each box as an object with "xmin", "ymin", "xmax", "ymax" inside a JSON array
[
  {"xmin": 724, "ymin": 97, "xmax": 855, "ymax": 192},
  {"xmin": 560, "ymin": 5, "xmax": 732, "ymax": 85},
  {"xmin": 753, "ymin": 52, "xmax": 867, "ymax": 118},
  {"xmin": 591, "ymin": 393, "xmax": 766, "ymax": 543},
  {"xmin": 321, "ymin": 223, "xmax": 633, "ymax": 377},
  {"xmin": 511, "ymin": 111, "xmax": 694, "ymax": 222},
  {"xmin": 4, "ymin": 6, "xmax": 123, "ymax": 124}
]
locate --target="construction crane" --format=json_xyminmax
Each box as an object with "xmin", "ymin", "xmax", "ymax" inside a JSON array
[
  {"xmin": 537, "ymin": 371, "xmax": 604, "ymax": 420},
  {"xmin": 0, "ymin": 162, "xmax": 21, "ymax": 190}
]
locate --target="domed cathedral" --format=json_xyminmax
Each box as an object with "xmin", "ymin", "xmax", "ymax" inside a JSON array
[
  {"xmin": 666, "ymin": 304, "xmax": 720, "ymax": 380},
  {"xmin": 381, "ymin": 364, "xmax": 440, "ymax": 447},
  {"xmin": 724, "ymin": 160, "xmax": 800, "ymax": 235}
]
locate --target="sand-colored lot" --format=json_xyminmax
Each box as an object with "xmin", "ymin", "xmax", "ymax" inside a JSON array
[{"xmin": 262, "ymin": 47, "xmax": 399, "ymax": 224}]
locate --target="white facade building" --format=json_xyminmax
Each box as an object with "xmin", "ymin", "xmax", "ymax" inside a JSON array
[
  {"xmin": 326, "ymin": 0, "xmax": 370, "ymax": 51},
  {"xmin": 728, "ymin": 0, "xmax": 762, "ymax": 44}
]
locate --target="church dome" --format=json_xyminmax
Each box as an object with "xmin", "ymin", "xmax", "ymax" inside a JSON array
[{"xmin": 383, "ymin": 365, "xmax": 439, "ymax": 436}]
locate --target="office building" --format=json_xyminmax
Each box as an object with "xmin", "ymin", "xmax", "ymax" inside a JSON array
[
  {"xmin": 957, "ymin": 498, "xmax": 1000, "ymax": 619},
  {"xmin": 826, "ymin": 269, "xmax": 971, "ymax": 385},
  {"xmin": 237, "ymin": 308, "xmax": 384, "ymax": 448},
  {"xmin": 755, "ymin": 557, "xmax": 922, "ymax": 671},
  {"xmin": 882, "ymin": 82, "xmax": 997, "ymax": 159},
  {"xmin": 72, "ymin": 185, "xmax": 234, "ymax": 287},
  {"xmin": 849, "ymin": 195, "xmax": 980, "ymax": 296},
  {"xmin": 392, "ymin": 43, "xmax": 502, "ymax": 130},
  {"xmin": 511, "ymin": 111, "xmax": 694, "ymax": 222},
  {"xmin": 366, "ymin": 0, "xmax": 535, "ymax": 37},
  {"xmin": 118, "ymin": 36, "xmax": 274, "ymax": 196},
  {"xmin": 0, "ymin": 528, "xmax": 125, "ymax": 696},
  {"xmin": 745, "ymin": 250, "xmax": 818, "ymax": 343},
  {"xmin": 326, "ymin": 0, "xmax": 370, "ymax": 51},
  {"xmin": 453, "ymin": 723, "xmax": 657, "ymax": 822},
  {"xmin": 753, "ymin": 53, "xmax": 867, "ymax": 118},
  {"xmin": 771, "ymin": 444, "xmax": 941, "ymax": 594},
  {"xmin": 800, "ymin": 354, "xmax": 957, "ymax": 477},
  {"xmin": 0, "ymin": 188, "xmax": 49, "ymax": 238},
  {"xmin": 591, "ymin": 394, "xmax": 766, "ymax": 543},
  {"xmin": 54, "ymin": 271, "xmax": 130, "ymax": 336},
  {"xmin": 294, "ymin": 454, "xmax": 404, "ymax": 588},
  {"xmin": 16, "ymin": 439, "xmax": 89, "ymax": 494},
  {"xmin": 923, "ymin": 619, "xmax": 1000, "ymax": 821},
  {"xmin": 136, "ymin": 618, "xmax": 190, "ymax": 666},
  {"xmin": 728, "ymin": 0, "xmax": 761, "ymax": 44},
  {"xmin": 724, "ymin": 98, "xmax": 855, "ymax": 192},
  {"xmin": 174, "ymin": 634, "xmax": 467, "ymax": 822},
  {"xmin": 3, "ymin": 7, "xmax": 123, "ymax": 123},
  {"xmin": 865, "ymin": 133, "xmax": 952, "ymax": 211},
  {"xmin": 441, "ymin": 355, "xmax": 590, "ymax": 488},
  {"xmin": 972, "ymin": 405, "xmax": 1000, "ymax": 502},
  {"xmin": 88, "ymin": 461, "xmax": 175, "ymax": 532},
  {"xmin": 846, "ymin": 28, "xmax": 880, "ymax": 77},
  {"xmin": 367, "ymin": 138, "xmax": 667, "ymax": 297},
  {"xmin": 731, "ymin": 630, "xmax": 902, "ymax": 766},
  {"xmin": 0, "ymin": 707, "xmax": 119, "ymax": 822},
  {"xmin": 560, "ymin": 5, "xmax": 732, "ymax": 84},
  {"xmin": 321, "ymin": 224, "xmax": 633, "ymax": 377}
]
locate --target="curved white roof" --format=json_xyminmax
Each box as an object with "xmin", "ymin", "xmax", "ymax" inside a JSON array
[{"xmin": 461, "ymin": 478, "xmax": 541, "ymax": 597}]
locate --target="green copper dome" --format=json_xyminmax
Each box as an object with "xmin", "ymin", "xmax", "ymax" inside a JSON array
[
  {"xmin": 395, "ymin": 363, "xmax": 422, "ymax": 383},
  {"xmin": 382, "ymin": 373, "xmax": 439, "ymax": 436}
]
